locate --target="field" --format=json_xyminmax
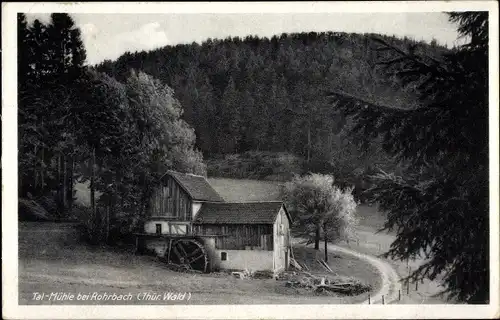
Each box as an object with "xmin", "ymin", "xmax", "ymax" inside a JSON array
[
  {"xmin": 21, "ymin": 177, "xmax": 448, "ymax": 305},
  {"xmin": 20, "ymin": 178, "xmax": 385, "ymax": 305},
  {"xmin": 19, "ymin": 222, "xmax": 379, "ymax": 305},
  {"xmin": 207, "ymin": 178, "xmax": 284, "ymax": 202}
]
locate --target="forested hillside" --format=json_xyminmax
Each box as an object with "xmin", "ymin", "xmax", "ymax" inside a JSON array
[{"xmin": 96, "ymin": 32, "xmax": 449, "ymax": 167}]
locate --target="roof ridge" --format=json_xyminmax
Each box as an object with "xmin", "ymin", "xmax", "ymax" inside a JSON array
[
  {"xmin": 194, "ymin": 200, "xmax": 288, "ymax": 225},
  {"xmin": 164, "ymin": 170, "xmax": 224, "ymax": 202}
]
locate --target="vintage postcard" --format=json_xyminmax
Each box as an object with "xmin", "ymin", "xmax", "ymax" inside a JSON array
[{"xmin": 2, "ymin": 1, "xmax": 499, "ymax": 319}]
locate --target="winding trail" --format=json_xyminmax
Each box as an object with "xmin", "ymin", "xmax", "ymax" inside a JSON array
[
  {"xmin": 326, "ymin": 243, "xmax": 401, "ymax": 304},
  {"xmin": 292, "ymin": 238, "xmax": 401, "ymax": 304}
]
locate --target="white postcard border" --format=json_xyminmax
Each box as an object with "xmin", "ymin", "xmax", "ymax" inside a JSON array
[{"xmin": 2, "ymin": 2, "xmax": 499, "ymax": 319}]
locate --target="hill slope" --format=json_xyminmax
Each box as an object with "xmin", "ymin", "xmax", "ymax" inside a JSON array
[{"xmin": 96, "ymin": 32, "xmax": 448, "ymax": 164}]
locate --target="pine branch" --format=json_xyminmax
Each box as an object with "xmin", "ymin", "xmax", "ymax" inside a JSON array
[
  {"xmin": 328, "ymin": 89, "xmax": 419, "ymax": 112},
  {"xmin": 372, "ymin": 36, "xmax": 455, "ymax": 79},
  {"xmin": 372, "ymin": 36, "xmax": 434, "ymax": 70}
]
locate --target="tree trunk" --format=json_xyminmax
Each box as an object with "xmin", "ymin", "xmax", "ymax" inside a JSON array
[
  {"xmin": 57, "ymin": 153, "xmax": 62, "ymax": 217},
  {"xmin": 40, "ymin": 146, "xmax": 45, "ymax": 194},
  {"xmin": 112, "ymin": 172, "xmax": 120, "ymax": 225},
  {"xmin": 40, "ymin": 119, "xmax": 45, "ymax": 194},
  {"xmin": 324, "ymin": 223, "xmax": 328, "ymax": 262},
  {"xmin": 328, "ymin": 131, "xmax": 334, "ymax": 160},
  {"xmin": 90, "ymin": 147, "xmax": 96, "ymax": 223},
  {"xmin": 66, "ymin": 156, "xmax": 74, "ymax": 218},
  {"xmin": 68, "ymin": 116, "xmax": 76, "ymax": 218},
  {"xmin": 315, "ymin": 224, "xmax": 320, "ymax": 250},
  {"xmin": 62, "ymin": 154, "xmax": 67, "ymax": 216},
  {"xmin": 34, "ymin": 144, "xmax": 38, "ymax": 194},
  {"xmin": 139, "ymin": 174, "xmax": 149, "ymax": 227},
  {"xmin": 307, "ymin": 124, "xmax": 311, "ymax": 164},
  {"xmin": 57, "ymin": 153, "xmax": 61, "ymax": 191},
  {"xmin": 141, "ymin": 178, "xmax": 148, "ymax": 218},
  {"xmin": 106, "ymin": 205, "xmax": 110, "ymax": 243}
]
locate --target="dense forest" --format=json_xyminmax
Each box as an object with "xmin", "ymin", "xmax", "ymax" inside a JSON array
[{"xmin": 96, "ymin": 32, "xmax": 449, "ymax": 174}]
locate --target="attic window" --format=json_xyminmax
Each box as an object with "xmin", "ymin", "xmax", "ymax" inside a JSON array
[{"xmin": 221, "ymin": 252, "xmax": 227, "ymax": 261}]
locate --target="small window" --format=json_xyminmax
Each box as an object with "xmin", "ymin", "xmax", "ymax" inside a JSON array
[
  {"xmin": 155, "ymin": 224, "xmax": 162, "ymax": 234},
  {"xmin": 279, "ymin": 224, "xmax": 284, "ymax": 235},
  {"xmin": 221, "ymin": 252, "xmax": 227, "ymax": 261}
]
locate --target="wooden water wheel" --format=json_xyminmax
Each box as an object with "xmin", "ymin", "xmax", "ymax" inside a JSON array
[{"xmin": 168, "ymin": 238, "xmax": 209, "ymax": 273}]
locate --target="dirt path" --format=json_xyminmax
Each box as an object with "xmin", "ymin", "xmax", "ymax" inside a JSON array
[
  {"xmin": 326, "ymin": 243, "xmax": 401, "ymax": 304},
  {"xmin": 291, "ymin": 238, "xmax": 401, "ymax": 304}
]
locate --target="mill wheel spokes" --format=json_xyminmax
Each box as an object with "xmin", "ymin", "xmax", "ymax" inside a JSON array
[{"xmin": 168, "ymin": 239, "xmax": 209, "ymax": 273}]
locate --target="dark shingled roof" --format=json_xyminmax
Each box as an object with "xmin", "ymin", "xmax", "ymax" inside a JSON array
[
  {"xmin": 167, "ymin": 171, "xmax": 224, "ymax": 202},
  {"xmin": 193, "ymin": 201, "xmax": 286, "ymax": 224}
]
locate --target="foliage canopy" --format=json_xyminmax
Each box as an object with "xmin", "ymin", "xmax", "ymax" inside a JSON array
[
  {"xmin": 17, "ymin": 13, "xmax": 205, "ymax": 242},
  {"xmin": 283, "ymin": 173, "xmax": 358, "ymax": 261}
]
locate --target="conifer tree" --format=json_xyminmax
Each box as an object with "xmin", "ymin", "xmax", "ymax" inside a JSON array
[
  {"xmin": 219, "ymin": 76, "xmax": 241, "ymax": 153},
  {"xmin": 329, "ymin": 12, "xmax": 489, "ymax": 303},
  {"xmin": 18, "ymin": 13, "xmax": 87, "ymax": 215},
  {"xmin": 17, "ymin": 14, "xmax": 31, "ymax": 85}
]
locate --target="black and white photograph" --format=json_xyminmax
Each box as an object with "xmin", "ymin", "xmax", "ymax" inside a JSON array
[{"xmin": 2, "ymin": 1, "xmax": 499, "ymax": 319}]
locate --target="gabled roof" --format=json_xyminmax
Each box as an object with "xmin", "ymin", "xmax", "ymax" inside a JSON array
[
  {"xmin": 193, "ymin": 201, "xmax": 290, "ymax": 225},
  {"xmin": 166, "ymin": 170, "xmax": 224, "ymax": 202}
]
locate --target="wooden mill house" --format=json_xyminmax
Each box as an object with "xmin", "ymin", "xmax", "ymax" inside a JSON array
[{"xmin": 135, "ymin": 170, "xmax": 292, "ymax": 274}]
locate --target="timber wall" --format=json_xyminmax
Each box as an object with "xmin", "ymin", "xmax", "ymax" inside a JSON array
[{"xmin": 193, "ymin": 224, "xmax": 273, "ymax": 250}]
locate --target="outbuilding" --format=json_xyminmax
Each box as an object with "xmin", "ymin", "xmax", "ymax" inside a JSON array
[{"xmin": 135, "ymin": 170, "xmax": 292, "ymax": 274}]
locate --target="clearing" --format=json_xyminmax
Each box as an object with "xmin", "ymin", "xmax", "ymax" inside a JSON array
[
  {"xmin": 19, "ymin": 222, "xmax": 380, "ymax": 305},
  {"xmin": 207, "ymin": 177, "xmax": 284, "ymax": 202},
  {"xmin": 33, "ymin": 178, "xmax": 448, "ymax": 305},
  {"xmin": 338, "ymin": 205, "xmax": 450, "ymax": 304}
]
